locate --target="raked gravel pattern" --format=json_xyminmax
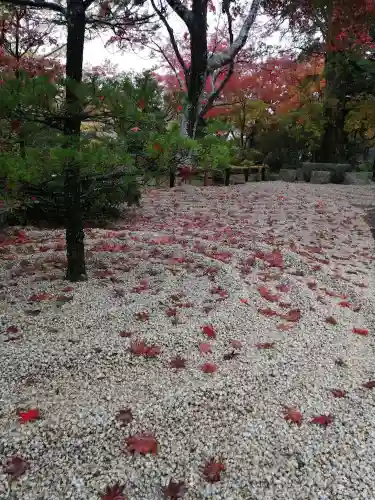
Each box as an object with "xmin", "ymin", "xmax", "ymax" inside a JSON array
[{"xmin": 1, "ymin": 181, "xmax": 375, "ymax": 500}]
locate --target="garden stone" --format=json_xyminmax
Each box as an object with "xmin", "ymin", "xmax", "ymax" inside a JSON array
[
  {"xmin": 344, "ymin": 172, "xmax": 372, "ymax": 185},
  {"xmin": 310, "ymin": 170, "xmax": 331, "ymax": 184},
  {"xmin": 302, "ymin": 162, "xmax": 351, "ymax": 183},
  {"xmin": 279, "ymin": 169, "xmax": 297, "ymax": 182},
  {"xmin": 296, "ymin": 168, "xmax": 304, "ymax": 182}
]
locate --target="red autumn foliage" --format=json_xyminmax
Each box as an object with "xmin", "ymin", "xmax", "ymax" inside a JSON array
[
  {"xmin": 18, "ymin": 408, "xmax": 40, "ymax": 424},
  {"xmin": 230, "ymin": 339, "xmax": 242, "ymax": 349},
  {"xmin": 6, "ymin": 325, "xmax": 18, "ymax": 333},
  {"xmin": 162, "ymin": 479, "xmax": 187, "ymax": 498},
  {"xmin": 276, "ymin": 323, "xmax": 294, "ymax": 331},
  {"xmin": 199, "ymin": 343, "xmax": 212, "ymax": 354},
  {"xmin": 170, "ymin": 356, "xmax": 186, "ymax": 369},
  {"xmin": 203, "ymin": 459, "xmax": 225, "ymax": 482},
  {"xmin": 100, "ymin": 483, "xmax": 126, "ymax": 500},
  {"xmin": 310, "ymin": 414, "xmax": 334, "ymax": 426},
  {"xmin": 362, "ymin": 381, "xmax": 375, "ymax": 389},
  {"xmin": 255, "ymin": 342, "xmax": 275, "ymax": 349},
  {"xmin": 281, "ymin": 309, "xmax": 301, "ymax": 322},
  {"xmin": 28, "ymin": 292, "xmax": 52, "ymax": 302},
  {"xmin": 331, "ymin": 389, "xmax": 346, "ymax": 398},
  {"xmin": 119, "ymin": 331, "xmax": 132, "ymax": 338},
  {"xmin": 201, "ymin": 325, "xmax": 216, "ymax": 338},
  {"xmin": 283, "ymin": 406, "xmax": 302, "ymax": 426},
  {"xmin": 200, "ymin": 362, "xmax": 217, "ymax": 373},
  {"xmin": 258, "ymin": 286, "xmax": 280, "ymax": 303},
  {"xmin": 352, "ymin": 328, "xmax": 369, "ymax": 336},
  {"xmin": 3, "ymin": 455, "xmax": 29, "ymax": 479},
  {"xmin": 258, "ymin": 307, "xmax": 279, "ymax": 317},
  {"xmin": 125, "ymin": 432, "xmax": 158, "ymax": 455},
  {"xmin": 129, "ymin": 341, "xmax": 161, "ymax": 358}
]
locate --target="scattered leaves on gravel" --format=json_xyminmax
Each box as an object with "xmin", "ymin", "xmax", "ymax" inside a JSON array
[
  {"xmin": 162, "ymin": 480, "xmax": 187, "ymax": 499},
  {"xmin": 3, "ymin": 456, "xmax": 29, "ymax": 479},
  {"xmin": 18, "ymin": 408, "xmax": 40, "ymax": 424},
  {"xmin": 203, "ymin": 459, "xmax": 225, "ymax": 482},
  {"xmin": 100, "ymin": 483, "xmax": 126, "ymax": 500},
  {"xmin": 310, "ymin": 414, "xmax": 334, "ymax": 426},
  {"xmin": 126, "ymin": 433, "xmax": 158, "ymax": 455}
]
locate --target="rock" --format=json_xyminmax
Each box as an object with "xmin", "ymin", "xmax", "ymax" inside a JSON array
[
  {"xmin": 344, "ymin": 172, "xmax": 372, "ymax": 185},
  {"xmin": 296, "ymin": 168, "xmax": 304, "ymax": 182},
  {"xmin": 279, "ymin": 169, "xmax": 297, "ymax": 182},
  {"xmin": 302, "ymin": 162, "xmax": 351, "ymax": 183},
  {"xmin": 310, "ymin": 170, "xmax": 331, "ymax": 184}
]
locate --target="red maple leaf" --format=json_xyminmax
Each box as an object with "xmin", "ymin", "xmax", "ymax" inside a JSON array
[
  {"xmin": 119, "ymin": 331, "xmax": 132, "ymax": 338},
  {"xmin": 201, "ymin": 362, "xmax": 217, "ymax": 373},
  {"xmin": 4, "ymin": 455, "xmax": 29, "ymax": 479},
  {"xmin": 129, "ymin": 341, "xmax": 160, "ymax": 358},
  {"xmin": 230, "ymin": 339, "xmax": 242, "ymax": 349},
  {"xmin": 352, "ymin": 328, "xmax": 369, "ymax": 336},
  {"xmin": 239, "ymin": 298, "xmax": 249, "ymax": 304},
  {"xmin": 199, "ymin": 343, "xmax": 212, "ymax": 354},
  {"xmin": 201, "ymin": 324, "xmax": 216, "ymax": 338},
  {"xmin": 170, "ymin": 356, "xmax": 186, "ymax": 369},
  {"xmin": 258, "ymin": 307, "xmax": 279, "ymax": 317},
  {"xmin": 203, "ymin": 459, "xmax": 225, "ymax": 482},
  {"xmin": 126, "ymin": 432, "xmax": 158, "ymax": 455},
  {"xmin": 162, "ymin": 479, "xmax": 187, "ymax": 498},
  {"xmin": 331, "ymin": 389, "xmax": 346, "ymax": 398},
  {"xmin": 135, "ymin": 311, "xmax": 149, "ymax": 321},
  {"xmin": 18, "ymin": 408, "xmax": 40, "ymax": 424},
  {"xmin": 6, "ymin": 325, "xmax": 18, "ymax": 333},
  {"xmin": 166, "ymin": 308, "xmax": 177, "ymax": 317},
  {"xmin": 281, "ymin": 309, "xmax": 301, "ymax": 322},
  {"xmin": 363, "ymin": 380, "xmax": 375, "ymax": 389},
  {"xmin": 258, "ymin": 286, "xmax": 279, "ymax": 302},
  {"xmin": 100, "ymin": 483, "xmax": 126, "ymax": 500},
  {"xmin": 338, "ymin": 301, "xmax": 351, "ymax": 308},
  {"xmin": 255, "ymin": 342, "xmax": 275, "ymax": 349},
  {"xmin": 28, "ymin": 293, "xmax": 52, "ymax": 302},
  {"xmin": 310, "ymin": 414, "xmax": 334, "ymax": 426},
  {"xmin": 116, "ymin": 408, "xmax": 133, "ymax": 425},
  {"xmin": 283, "ymin": 407, "xmax": 302, "ymax": 426},
  {"xmin": 276, "ymin": 323, "xmax": 294, "ymax": 331},
  {"xmin": 276, "ymin": 284, "xmax": 290, "ymax": 293}
]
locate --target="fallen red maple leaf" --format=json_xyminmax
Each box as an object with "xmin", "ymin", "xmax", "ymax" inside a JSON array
[
  {"xmin": 135, "ymin": 311, "xmax": 149, "ymax": 321},
  {"xmin": 6, "ymin": 325, "xmax": 18, "ymax": 333},
  {"xmin": 201, "ymin": 362, "xmax": 217, "ymax": 373},
  {"xmin": 203, "ymin": 459, "xmax": 225, "ymax": 482},
  {"xmin": 116, "ymin": 408, "xmax": 133, "ymax": 425},
  {"xmin": 166, "ymin": 308, "xmax": 177, "ymax": 317},
  {"xmin": 352, "ymin": 328, "xmax": 369, "ymax": 336},
  {"xmin": 276, "ymin": 284, "xmax": 290, "ymax": 293},
  {"xmin": 276, "ymin": 323, "xmax": 294, "ymax": 331},
  {"xmin": 281, "ymin": 309, "xmax": 301, "ymax": 322},
  {"xmin": 28, "ymin": 293, "xmax": 52, "ymax": 302},
  {"xmin": 338, "ymin": 301, "xmax": 351, "ymax": 308},
  {"xmin": 162, "ymin": 479, "xmax": 187, "ymax": 499},
  {"xmin": 258, "ymin": 286, "xmax": 279, "ymax": 302},
  {"xmin": 3, "ymin": 455, "xmax": 29, "ymax": 479},
  {"xmin": 331, "ymin": 389, "xmax": 346, "ymax": 398},
  {"xmin": 283, "ymin": 407, "xmax": 302, "ymax": 426},
  {"xmin": 129, "ymin": 341, "xmax": 160, "ymax": 358},
  {"xmin": 100, "ymin": 482, "xmax": 126, "ymax": 500},
  {"xmin": 230, "ymin": 339, "xmax": 242, "ymax": 349},
  {"xmin": 239, "ymin": 298, "xmax": 249, "ymax": 304},
  {"xmin": 119, "ymin": 331, "xmax": 132, "ymax": 338},
  {"xmin": 310, "ymin": 414, "xmax": 334, "ymax": 426},
  {"xmin": 18, "ymin": 408, "xmax": 40, "ymax": 424},
  {"xmin": 363, "ymin": 380, "xmax": 375, "ymax": 389},
  {"xmin": 258, "ymin": 307, "xmax": 279, "ymax": 317},
  {"xmin": 170, "ymin": 356, "xmax": 186, "ymax": 369},
  {"xmin": 201, "ymin": 324, "xmax": 216, "ymax": 338},
  {"xmin": 126, "ymin": 432, "xmax": 158, "ymax": 455},
  {"xmin": 255, "ymin": 342, "xmax": 275, "ymax": 349},
  {"xmin": 199, "ymin": 343, "xmax": 212, "ymax": 354}
]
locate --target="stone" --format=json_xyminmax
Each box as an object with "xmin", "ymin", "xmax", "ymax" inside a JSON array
[
  {"xmin": 279, "ymin": 169, "xmax": 297, "ymax": 182},
  {"xmin": 296, "ymin": 168, "xmax": 304, "ymax": 182},
  {"xmin": 344, "ymin": 172, "xmax": 372, "ymax": 185},
  {"xmin": 302, "ymin": 162, "xmax": 351, "ymax": 183},
  {"xmin": 310, "ymin": 170, "xmax": 331, "ymax": 184}
]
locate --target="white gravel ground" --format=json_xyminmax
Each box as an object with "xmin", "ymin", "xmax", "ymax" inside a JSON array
[{"xmin": 1, "ymin": 181, "xmax": 375, "ymax": 500}]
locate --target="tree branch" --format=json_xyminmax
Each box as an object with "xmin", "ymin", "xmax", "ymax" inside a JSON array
[
  {"xmin": 163, "ymin": 0, "xmax": 193, "ymax": 27},
  {"xmin": 207, "ymin": 0, "xmax": 261, "ymax": 71},
  {"xmin": 150, "ymin": 0, "xmax": 188, "ymax": 84},
  {"xmin": 152, "ymin": 40, "xmax": 185, "ymax": 91},
  {"xmin": 200, "ymin": 60, "xmax": 234, "ymax": 118},
  {"xmin": 0, "ymin": 0, "xmax": 65, "ymax": 15}
]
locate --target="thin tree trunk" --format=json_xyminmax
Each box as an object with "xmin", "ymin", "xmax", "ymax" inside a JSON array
[{"xmin": 63, "ymin": 0, "xmax": 86, "ymax": 281}]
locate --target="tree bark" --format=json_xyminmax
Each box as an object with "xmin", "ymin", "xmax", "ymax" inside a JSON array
[{"xmin": 63, "ymin": 0, "xmax": 86, "ymax": 281}]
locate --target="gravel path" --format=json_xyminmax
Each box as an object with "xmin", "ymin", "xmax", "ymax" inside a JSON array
[{"xmin": 1, "ymin": 181, "xmax": 375, "ymax": 500}]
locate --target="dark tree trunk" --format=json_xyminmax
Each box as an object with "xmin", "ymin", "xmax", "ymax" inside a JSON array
[
  {"xmin": 63, "ymin": 0, "xmax": 87, "ymax": 281},
  {"xmin": 318, "ymin": 52, "xmax": 348, "ymax": 162},
  {"xmin": 186, "ymin": 0, "xmax": 208, "ymax": 138}
]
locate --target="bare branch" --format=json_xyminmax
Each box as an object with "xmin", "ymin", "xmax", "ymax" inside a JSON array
[
  {"xmin": 200, "ymin": 60, "xmax": 234, "ymax": 117},
  {"xmin": 207, "ymin": 0, "xmax": 261, "ymax": 71},
  {"xmin": 150, "ymin": 0, "xmax": 188, "ymax": 83},
  {"xmin": 152, "ymin": 40, "xmax": 184, "ymax": 91},
  {"xmin": 0, "ymin": 0, "xmax": 65, "ymax": 15}
]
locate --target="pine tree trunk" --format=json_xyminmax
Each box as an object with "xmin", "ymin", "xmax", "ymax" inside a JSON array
[{"xmin": 63, "ymin": 0, "xmax": 86, "ymax": 281}]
